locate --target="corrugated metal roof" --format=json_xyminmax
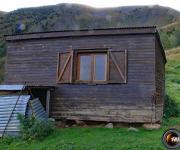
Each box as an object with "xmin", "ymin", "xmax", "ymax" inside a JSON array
[
  {"xmin": 0, "ymin": 95, "xmax": 48, "ymax": 137},
  {"xmin": 0, "ymin": 95, "xmax": 30, "ymax": 137},
  {"xmin": 27, "ymin": 98, "xmax": 48, "ymax": 121},
  {"xmin": 0, "ymin": 85, "xmax": 25, "ymax": 91}
]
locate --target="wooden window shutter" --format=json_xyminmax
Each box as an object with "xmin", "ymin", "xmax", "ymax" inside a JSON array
[
  {"xmin": 108, "ymin": 50, "xmax": 127, "ymax": 83},
  {"xmin": 57, "ymin": 51, "xmax": 73, "ymax": 83}
]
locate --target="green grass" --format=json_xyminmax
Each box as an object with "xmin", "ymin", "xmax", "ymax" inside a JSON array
[
  {"xmin": 0, "ymin": 47, "xmax": 180, "ymax": 150},
  {"xmin": 159, "ymin": 22, "xmax": 180, "ymax": 49},
  {"xmin": 0, "ymin": 117, "xmax": 180, "ymax": 150},
  {"xmin": 166, "ymin": 47, "xmax": 180, "ymax": 105}
]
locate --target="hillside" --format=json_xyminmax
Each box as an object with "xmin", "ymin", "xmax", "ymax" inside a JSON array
[
  {"xmin": 0, "ymin": 11, "xmax": 6, "ymax": 16},
  {"xmin": 166, "ymin": 46, "xmax": 180, "ymax": 105},
  {"xmin": 1, "ymin": 4, "xmax": 180, "ymax": 33},
  {"xmin": 0, "ymin": 4, "xmax": 179, "ymax": 83},
  {"xmin": 0, "ymin": 4, "xmax": 179, "ymax": 45},
  {"xmin": 160, "ymin": 21, "xmax": 180, "ymax": 49},
  {"xmin": 0, "ymin": 4, "xmax": 179, "ymax": 44}
]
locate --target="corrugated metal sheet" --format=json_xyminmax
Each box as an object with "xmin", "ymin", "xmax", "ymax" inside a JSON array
[
  {"xmin": 27, "ymin": 98, "xmax": 48, "ymax": 121},
  {"xmin": 0, "ymin": 95, "xmax": 48, "ymax": 137},
  {"xmin": 0, "ymin": 95, "xmax": 30, "ymax": 137},
  {"xmin": 0, "ymin": 85, "xmax": 25, "ymax": 91}
]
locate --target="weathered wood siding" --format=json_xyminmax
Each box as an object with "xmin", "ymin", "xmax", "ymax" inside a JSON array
[
  {"xmin": 155, "ymin": 37, "xmax": 165, "ymax": 122},
  {"xmin": 5, "ymin": 32, "xmax": 161, "ymax": 123}
]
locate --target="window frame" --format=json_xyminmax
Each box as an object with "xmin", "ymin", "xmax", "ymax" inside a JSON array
[
  {"xmin": 56, "ymin": 48, "xmax": 128, "ymax": 85},
  {"xmin": 93, "ymin": 53, "xmax": 108, "ymax": 82},
  {"xmin": 76, "ymin": 50, "xmax": 108, "ymax": 84}
]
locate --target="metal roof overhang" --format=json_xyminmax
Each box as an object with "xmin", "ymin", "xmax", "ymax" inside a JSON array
[
  {"xmin": 0, "ymin": 85, "xmax": 25, "ymax": 91},
  {"xmin": 0, "ymin": 85, "xmax": 55, "ymax": 91}
]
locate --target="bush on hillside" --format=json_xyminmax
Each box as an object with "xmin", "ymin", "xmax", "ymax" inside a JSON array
[
  {"xmin": 171, "ymin": 78, "xmax": 180, "ymax": 84},
  {"xmin": 163, "ymin": 94, "xmax": 179, "ymax": 119}
]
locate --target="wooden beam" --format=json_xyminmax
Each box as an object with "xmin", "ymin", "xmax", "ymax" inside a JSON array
[
  {"xmin": 124, "ymin": 49, "xmax": 127, "ymax": 83},
  {"xmin": 46, "ymin": 90, "xmax": 50, "ymax": 117}
]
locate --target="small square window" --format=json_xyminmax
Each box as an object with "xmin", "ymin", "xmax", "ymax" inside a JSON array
[{"xmin": 77, "ymin": 53, "xmax": 107, "ymax": 82}]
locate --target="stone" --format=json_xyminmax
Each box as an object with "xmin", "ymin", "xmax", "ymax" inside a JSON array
[
  {"xmin": 105, "ymin": 123, "xmax": 113, "ymax": 128},
  {"xmin": 82, "ymin": 124, "xmax": 88, "ymax": 128},
  {"xmin": 128, "ymin": 127, "xmax": 139, "ymax": 132},
  {"xmin": 75, "ymin": 120, "xmax": 86, "ymax": 126},
  {"xmin": 72, "ymin": 124, "xmax": 77, "ymax": 127},
  {"xmin": 55, "ymin": 121, "xmax": 66, "ymax": 128},
  {"xmin": 115, "ymin": 123, "xmax": 129, "ymax": 128},
  {"xmin": 65, "ymin": 125, "xmax": 69, "ymax": 128},
  {"xmin": 143, "ymin": 123, "xmax": 161, "ymax": 129}
]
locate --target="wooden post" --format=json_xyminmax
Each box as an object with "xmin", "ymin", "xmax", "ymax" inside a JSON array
[{"xmin": 46, "ymin": 90, "xmax": 50, "ymax": 117}]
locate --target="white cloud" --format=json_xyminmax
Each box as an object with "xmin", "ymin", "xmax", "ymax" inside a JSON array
[{"xmin": 0, "ymin": 0, "xmax": 180, "ymax": 12}]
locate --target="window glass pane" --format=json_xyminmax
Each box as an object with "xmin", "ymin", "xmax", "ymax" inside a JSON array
[
  {"xmin": 79, "ymin": 55, "xmax": 91, "ymax": 80},
  {"xmin": 95, "ymin": 54, "xmax": 107, "ymax": 81}
]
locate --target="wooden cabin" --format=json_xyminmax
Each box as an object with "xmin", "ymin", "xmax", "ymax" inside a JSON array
[{"xmin": 5, "ymin": 26, "xmax": 166, "ymax": 123}]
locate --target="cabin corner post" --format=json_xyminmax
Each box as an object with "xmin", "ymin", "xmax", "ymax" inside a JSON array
[{"xmin": 46, "ymin": 90, "xmax": 50, "ymax": 117}]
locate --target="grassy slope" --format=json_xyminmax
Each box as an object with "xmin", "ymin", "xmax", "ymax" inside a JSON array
[
  {"xmin": 160, "ymin": 21, "xmax": 180, "ymax": 30},
  {"xmin": 0, "ymin": 118, "xmax": 180, "ymax": 150},
  {"xmin": 0, "ymin": 47, "xmax": 180, "ymax": 150},
  {"xmin": 159, "ymin": 21, "xmax": 180, "ymax": 49},
  {"xmin": 166, "ymin": 46, "xmax": 180, "ymax": 105}
]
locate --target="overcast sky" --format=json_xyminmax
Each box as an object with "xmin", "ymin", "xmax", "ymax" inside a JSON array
[{"xmin": 0, "ymin": 0, "xmax": 180, "ymax": 12}]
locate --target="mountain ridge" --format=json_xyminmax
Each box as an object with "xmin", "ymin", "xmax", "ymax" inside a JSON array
[
  {"xmin": 0, "ymin": 4, "xmax": 179, "ymax": 48},
  {"xmin": 1, "ymin": 4, "xmax": 180, "ymax": 33},
  {"xmin": 0, "ymin": 3, "xmax": 179, "ymax": 83},
  {"xmin": 0, "ymin": 4, "xmax": 179, "ymax": 53}
]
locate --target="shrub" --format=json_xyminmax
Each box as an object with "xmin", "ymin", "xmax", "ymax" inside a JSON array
[
  {"xmin": 163, "ymin": 94, "xmax": 179, "ymax": 119},
  {"xmin": 0, "ymin": 137, "xmax": 14, "ymax": 145},
  {"xmin": 175, "ymin": 65, "xmax": 180, "ymax": 70},
  {"xmin": 171, "ymin": 78, "xmax": 180, "ymax": 84},
  {"xmin": 17, "ymin": 114, "xmax": 54, "ymax": 141}
]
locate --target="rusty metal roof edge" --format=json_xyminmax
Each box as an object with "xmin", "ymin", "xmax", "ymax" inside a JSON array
[
  {"xmin": 5, "ymin": 26, "xmax": 157, "ymax": 41},
  {"xmin": 5, "ymin": 26, "xmax": 157, "ymax": 36}
]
